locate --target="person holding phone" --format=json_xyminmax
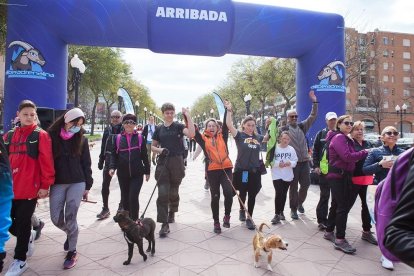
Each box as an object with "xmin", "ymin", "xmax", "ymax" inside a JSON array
[{"xmin": 224, "ymin": 101, "xmax": 263, "ymax": 230}]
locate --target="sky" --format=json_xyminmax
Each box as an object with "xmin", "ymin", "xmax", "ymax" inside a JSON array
[{"xmin": 122, "ymin": 0, "xmax": 414, "ymax": 109}]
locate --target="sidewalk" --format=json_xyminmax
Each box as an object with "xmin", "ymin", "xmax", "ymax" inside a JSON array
[{"xmin": 3, "ymin": 140, "xmax": 414, "ymax": 275}]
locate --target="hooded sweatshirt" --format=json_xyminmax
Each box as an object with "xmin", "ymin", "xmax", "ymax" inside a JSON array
[{"xmin": 325, "ymin": 130, "xmax": 368, "ymax": 179}]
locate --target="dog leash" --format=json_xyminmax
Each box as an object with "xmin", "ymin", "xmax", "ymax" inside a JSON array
[
  {"xmin": 207, "ymin": 135, "xmax": 260, "ymax": 233},
  {"xmin": 140, "ymin": 154, "xmax": 169, "ymax": 219}
]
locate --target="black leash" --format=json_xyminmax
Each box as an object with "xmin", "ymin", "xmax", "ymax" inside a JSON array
[{"xmin": 140, "ymin": 155, "xmax": 169, "ymax": 219}]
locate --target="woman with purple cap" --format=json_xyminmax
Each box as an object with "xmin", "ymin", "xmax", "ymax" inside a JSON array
[{"xmin": 47, "ymin": 108, "xmax": 93, "ymax": 270}]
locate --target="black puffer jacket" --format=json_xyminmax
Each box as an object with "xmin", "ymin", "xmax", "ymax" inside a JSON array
[
  {"xmin": 53, "ymin": 137, "xmax": 93, "ymax": 190},
  {"xmin": 99, "ymin": 124, "xmax": 122, "ymax": 168},
  {"xmin": 109, "ymin": 131, "xmax": 150, "ymax": 177}
]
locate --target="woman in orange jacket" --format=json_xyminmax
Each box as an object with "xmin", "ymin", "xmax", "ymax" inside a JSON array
[{"xmin": 194, "ymin": 113, "xmax": 234, "ymax": 234}]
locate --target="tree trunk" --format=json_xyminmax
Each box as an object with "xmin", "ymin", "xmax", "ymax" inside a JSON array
[{"xmin": 91, "ymin": 95, "xmax": 99, "ymax": 135}]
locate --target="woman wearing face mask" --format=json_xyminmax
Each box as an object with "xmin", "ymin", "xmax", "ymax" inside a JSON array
[
  {"xmin": 194, "ymin": 114, "xmax": 233, "ymax": 234},
  {"xmin": 224, "ymin": 101, "xmax": 263, "ymax": 230},
  {"xmin": 323, "ymin": 115, "xmax": 369, "ymax": 254},
  {"xmin": 109, "ymin": 114, "xmax": 150, "ymax": 221},
  {"xmin": 47, "ymin": 108, "xmax": 93, "ymax": 270},
  {"xmin": 363, "ymin": 126, "xmax": 404, "ymax": 270}
]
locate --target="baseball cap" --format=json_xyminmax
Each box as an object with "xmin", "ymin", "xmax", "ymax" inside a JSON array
[{"xmin": 325, "ymin": 112, "xmax": 338, "ymax": 121}]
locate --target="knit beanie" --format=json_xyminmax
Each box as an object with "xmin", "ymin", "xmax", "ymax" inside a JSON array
[{"xmin": 64, "ymin": 108, "xmax": 85, "ymax": 123}]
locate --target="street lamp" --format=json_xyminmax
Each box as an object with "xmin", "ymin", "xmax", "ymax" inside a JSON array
[
  {"xmin": 395, "ymin": 103, "xmax": 408, "ymax": 138},
  {"xmin": 210, "ymin": 108, "xmax": 214, "ymax": 119},
  {"xmin": 135, "ymin": 101, "xmax": 140, "ymax": 122},
  {"xmin": 144, "ymin": 107, "xmax": 147, "ymax": 124},
  {"xmin": 203, "ymin": 112, "xmax": 206, "ymax": 121},
  {"xmin": 70, "ymin": 54, "xmax": 86, "ymax": 107},
  {"xmin": 244, "ymin": 93, "xmax": 252, "ymax": 115}
]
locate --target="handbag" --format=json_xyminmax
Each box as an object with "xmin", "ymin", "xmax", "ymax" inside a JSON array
[{"xmin": 259, "ymin": 152, "xmax": 267, "ymax": 175}]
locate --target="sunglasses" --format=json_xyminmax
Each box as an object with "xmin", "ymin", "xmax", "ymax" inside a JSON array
[
  {"xmin": 289, "ymin": 115, "xmax": 298, "ymax": 119},
  {"xmin": 123, "ymin": 120, "xmax": 136, "ymax": 125},
  {"xmin": 342, "ymin": 121, "xmax": 354, "ymax": 126},
  {"xmin": 111, "ymin": 116, "xmax": 121, "ymax": 119},
  {"xmin": 384, "ymin": 131, "xmax": 399, "ymax": 136}
]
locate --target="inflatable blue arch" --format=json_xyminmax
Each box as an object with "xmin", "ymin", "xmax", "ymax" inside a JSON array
[{"xmin": 4, "ymin": 0, "xmax": 345, "ymax": 139}]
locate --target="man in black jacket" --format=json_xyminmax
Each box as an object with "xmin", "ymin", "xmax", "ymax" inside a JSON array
[
  {"xmin": 142, "ymin": 116, "xmax": 157, "ymax": 166},
  {"xmin": 312, "ymin": 112, "xmax": 337, "ymax": 230},
  {"xmin": 97, "ymin": 110, "xmax": 123, "ymax": 219}
]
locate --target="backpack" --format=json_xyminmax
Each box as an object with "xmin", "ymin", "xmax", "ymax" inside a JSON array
[
  {"xmin": 319, "ymin": 140, "xmax": 330, "ymax": 175},
  {"xmin": 374, "ymin": 147, "xmax": 414, "ymax": 261},
  {"xmin": 4, "ymin": 126, "xmax": 41, "ymax": 159},
  {"xmin": 115, "ymin": 132, "xmax": 143, "ymax": 154}
]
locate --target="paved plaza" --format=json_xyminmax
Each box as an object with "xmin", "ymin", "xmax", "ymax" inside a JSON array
[{"xmin": 3, "ymin": 140, "xmax": 414, "ymax": 276}]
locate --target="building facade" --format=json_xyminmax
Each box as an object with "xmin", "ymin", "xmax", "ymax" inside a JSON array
[{"xmin": 346, "ymin": 28, "xmax": 414, "ymax": 134}]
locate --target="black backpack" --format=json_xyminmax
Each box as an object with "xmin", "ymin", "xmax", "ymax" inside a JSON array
[{"xmin": 4, "ymin": 127, "xmax": 41, "ymax": 159}]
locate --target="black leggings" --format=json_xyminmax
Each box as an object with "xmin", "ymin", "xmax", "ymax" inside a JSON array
[
  {"xmin": 101, "ymin": 168, "xmax": 114, "ymax": 209},
  {"xmin": 349, "ymin": 184, "xmax": 371, "ymax": 231},
  {"xmin": 273, "ymin": 179, "xmax": 291, "ymax": 214},
  {"xmin": 118, "ymin": 174, "xmax": 144, "ymax": 221},
  {"xmin": 233, "ymin": 170, "xmax": 261, "ymax": 217},
  {"xmin": 207, "ymin": 169, "xmax": 234, "ymax": 221}
]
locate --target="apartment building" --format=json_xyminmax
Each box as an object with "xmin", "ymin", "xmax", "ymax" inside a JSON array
[{"xmin": 346, "ymin": 28, "xmax": 414, "ymax": 134}]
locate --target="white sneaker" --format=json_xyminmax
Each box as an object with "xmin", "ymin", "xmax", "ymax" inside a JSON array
[
  {"xmin": 381, "ymin": 255, "xmax": 394, "ymax": 270},
  {"xmin": 5, "ymin": 259, "xmax": 28, "ymax": 276},
  {"xmin": 27, "ymin": 230, "xmax": 36, "ymax": 257}
]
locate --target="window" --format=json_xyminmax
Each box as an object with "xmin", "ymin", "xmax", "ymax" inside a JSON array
[
  {"xmin": 403, "ymin": 77, "xmax": 411, "ymax": 83},
  {"xmin": 404, "ymin": 89, "xmax": 410, "ymax": 97},
  {"xmin": 391, "ymin": 75, "xmax": 395, "ymax": 83},
  {"xmin": 360, "ymin": 75, "xmax": 367, "ymax": 85},
  {"xmin": 383, "ymin": 88, "xmax": 389, "ymax": 95},
  {"xmin": 392, "ymin": 89, "xmax": 395, "ymax": 95},
  {"xmin": 383, "ymin": 75, "xmax": 389, "ymax": 82},
  {"xmin": 370, "ymin": 64, "xmax": 376, "ymax": 70},
  {"xmin": 403, "ymin": 52, "xmax": 411, "ymax": 59},
  {"xmin": 370, "ymin": 50, "xmax": 375, "ymax": 57},
  {"xmin": 383, "ymin": 101, "xmax": 389, "ymax": 109},
  {"xmin": 403, "ymin": 39, "xmax": 411, "ymax": 47},
  {"xmin": 360, "ymin": 63, "xmax": 368, "ymax": 71},
  {"xmin": 383, "ymin": 37, "xmax": 389, "ymax": 45},
  {"xmin": 403, "ymin": 64, "xmax": 411, "ymax": 71},
  {"xmin": 391, "ymin": 62, "xmax": 394, "ymax": 70},
  {"xmin": 370, "ymin": 76, "xmax": 376, "ymax": 83},
  {"xmin": 359, "ymin": 87, "xmax": 366, "ymax": 96},
  {"xmin": 383, "ymin": 62, "xmax": 388, "ymax": 70},
  {"xmin": 359, "ymin": 37, "xmax": 366, "ymax": 46},
  {"xmin": 383, "ymin": 50, "xmax": 389, "ymax": 57}
]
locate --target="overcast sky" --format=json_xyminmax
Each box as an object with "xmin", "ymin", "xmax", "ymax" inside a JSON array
[{"xmin": 122, "ymin": 0, "xmax": 414, "ymax": 109}]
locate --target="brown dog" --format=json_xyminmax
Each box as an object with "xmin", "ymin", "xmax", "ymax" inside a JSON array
[
  {"xmin": 253, "ymin": 223, "xmax": 288, "ymax": 271},
  {"xmin": 113, "ymin": 210, "xmax": 156, "ymax": 265}
]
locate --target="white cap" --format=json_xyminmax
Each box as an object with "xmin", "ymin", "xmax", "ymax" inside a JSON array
[
  {"xmin": 325, "ymin": 112, "xmax": 338, "ymax": 121},
  {"xmin": 64, "ymin": 108, "xmax": 85, "ymax": 123}
]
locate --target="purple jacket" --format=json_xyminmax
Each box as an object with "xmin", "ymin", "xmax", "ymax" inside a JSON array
[{"xmin": 326, "ymin": 131, "xmax": 368, "ymax": 178}]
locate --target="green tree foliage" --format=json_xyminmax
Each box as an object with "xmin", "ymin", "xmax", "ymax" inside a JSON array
[
  {"xmin": 68, "ymin": 46, "xmax": 129, "ymax": 134},
  {"xmin": 197, "ymin": 57, "xmax": 296, "ymax": 128}
]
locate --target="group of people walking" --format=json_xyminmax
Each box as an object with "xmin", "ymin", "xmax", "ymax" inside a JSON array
[{"xmin": 0, "ymin": 94, "xmax": 413, "ymax": 275}]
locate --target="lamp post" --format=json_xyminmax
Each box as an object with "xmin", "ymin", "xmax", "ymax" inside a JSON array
[
  {"xmin": 203, "ymin": 112, "xmax": 206, "ymax": 121},
  {"xmin": 135, "ymin": 101, "xmax": 140, "ymax": 122},
  {"xmin": 70, "ymin": 54, "xmax": 86, "ymax": 107},
  {"xmin": 244, "ymin": 93, "xmax": 252, "ymax": 115},
  {"xmin": 395, "ymin": 103, "xmax": 408, "ymax": 138},
  {"xmin": 144, "ymin": 107, "xmax": 147, "ymax": 124}
]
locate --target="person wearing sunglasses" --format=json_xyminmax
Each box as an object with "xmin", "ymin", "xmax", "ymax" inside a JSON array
[
  {"xmin": 97, "ymin": 110, "xmax": 123, "ymax": 220},
  {"xmin": 362, "ymin": 126, "xmax": 405, "ymax": 270},
  {"xmin": 323, "ymin": 115, "xmax": 369, "ymax": 254},
  {"xmin": 280, "ymin": 90, "xmax": 318, "ymax": 220},
  {"xmin": 109, "ymin": 114, "xmax": 150, "ymax": 222}
]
